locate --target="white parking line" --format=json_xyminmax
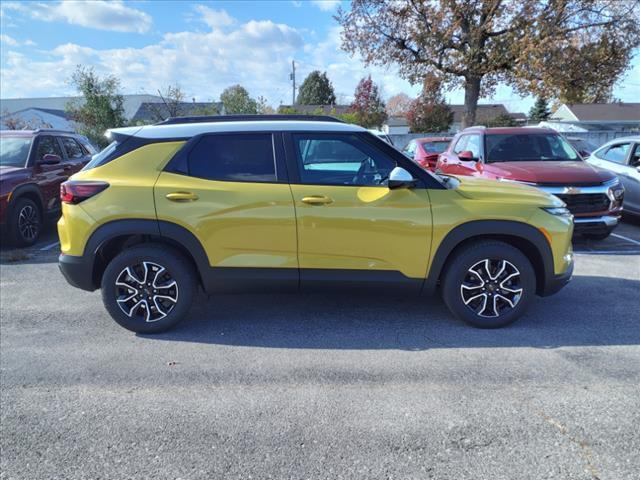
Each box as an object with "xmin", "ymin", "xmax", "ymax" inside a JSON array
[
  {"xmin": 39, "ymin": 241, "xmax": 60, "ymax": 251},
  {"xmin": 611, "ymin": 233, "xmax": 640, "ymax": 247}
]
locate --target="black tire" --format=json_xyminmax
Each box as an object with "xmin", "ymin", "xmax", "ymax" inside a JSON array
[
  {"xmin": 8, "ymin": 197, "xmax": 42, "ymax": 247},
  {"xmin": 101, "ymin": 244, "xmax": 196, "ymax": 333},
  {"xmin": 441, "ymin": 241, "xmax": 536, "ymax": 328}
]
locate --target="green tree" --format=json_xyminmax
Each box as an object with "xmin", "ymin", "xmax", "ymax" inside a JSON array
[
  {"xmin": 297, "ymin": 71, "xmax": 336, "ymax": 105},
  {"xmin": 220, "ymin": 85, "xmax": 258, "ymax": 114},
  {"xmin": 66, "ymin": 66, "xmax": 126, "ymax": 148},
  {"xmin": 528, "ymin": 97, "xmax": 551, "ymax": 123},
  {"xmin": 338, "ymin": 0, "xmax": 639, "ymax": 128},
  {"xmin": 406, "ymin": 74, "xmax": 453, "ymax": 133},
  {"xmin": 485, "ymin": 113, "xmax": 518, "ymax": 127},
  {"xmin": 350, "ymin": 75, "xmax": 387, "ymax": 128},
  {"xmin": 406, "ymin": 100, "xmax": 453, "ymax": 133}
]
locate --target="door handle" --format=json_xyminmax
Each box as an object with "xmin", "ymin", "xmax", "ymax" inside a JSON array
[
  {"xmin": 166, "ymin": 192, "xmax": 199, "ymax": 202},
  {"xmin": 301, "ymin": 195, "xmax": 333, "ymax": 205}
]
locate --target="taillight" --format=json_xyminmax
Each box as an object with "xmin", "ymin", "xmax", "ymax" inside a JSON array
[{"xmin": 60, "ymin": 181, "xmax": 109, "ymax": 204}]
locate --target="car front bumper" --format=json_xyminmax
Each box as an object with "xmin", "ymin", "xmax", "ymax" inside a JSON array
[{"xmin": 540, "ymin": 258, "xmax": 574, "ymax": 296}]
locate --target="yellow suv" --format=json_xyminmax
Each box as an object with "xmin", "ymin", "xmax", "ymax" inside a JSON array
[{"xmin": 58, "ymin": 115, "xmax": 574, "ymax": 333}]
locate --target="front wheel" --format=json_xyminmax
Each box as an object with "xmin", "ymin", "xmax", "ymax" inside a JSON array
[
  {"xmin": 442, "ymin": 241, "xmax": 536, "ymax": 328},
  {"xmin": 101, "ymin": 244, "xmax": 196, "ymax": 333}
]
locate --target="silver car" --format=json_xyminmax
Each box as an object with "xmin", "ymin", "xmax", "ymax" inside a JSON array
[{"xmin": 586, "ymin": 136, "xmax": 640, "ymax": 216}]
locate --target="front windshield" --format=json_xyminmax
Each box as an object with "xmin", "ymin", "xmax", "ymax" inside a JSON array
[
  {"xmin": 0, "ymin": 137, "xmax": 32, "ymax": 167},
  {"xmin": 421, "ymin": 141, "xmax": 450, "ymax": 154},
  {"xmin": 486, "ymin": 133, "xmax": 580, "ymax": 163}
]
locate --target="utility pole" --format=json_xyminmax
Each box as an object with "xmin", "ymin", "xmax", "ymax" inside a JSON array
[{"xmin": 290, "ymin": 60, "xmax": 296, "ymax": 105}]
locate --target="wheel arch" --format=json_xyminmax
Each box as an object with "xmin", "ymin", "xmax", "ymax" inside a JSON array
[
  {"xmin": 424, "ymin": 220, "xmax": 554, "ymax": 296},
  {"xmin": 8, "ymin": 184, "xmax": 44, "ymax": 213},
  {"xmin": 84, "ymin": 219, "xmax": 210, "ymax": 290}
]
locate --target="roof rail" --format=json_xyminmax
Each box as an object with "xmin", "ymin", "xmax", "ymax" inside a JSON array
[
  {"xmin": 463, "ymin": 125, "xmax": 486, "ymax": 131},
  {"xmin": 156, "ymin": 114, "xmax": 345, "ymax": 125},
  {"xmin": 33, "ymin": 128, "xmax": 75, "ymax": 134}
]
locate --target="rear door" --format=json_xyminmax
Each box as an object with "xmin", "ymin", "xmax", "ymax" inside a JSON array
[
  {"xmin": 154, "ymin": 132, "xmax": 298, "ymax": 291},
  {"xmin": 60, "ymin": 136, "xmax": 91, "ymax": 172},
  {"xmin": 285, "ymin": 132, "xmax": 432, "ymax": 291}
]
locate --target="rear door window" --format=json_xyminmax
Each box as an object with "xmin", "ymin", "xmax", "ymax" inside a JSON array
[
  {"xmin": 188, "ymin": 133, "xmax": 276, "ymax": 182},
  {"xmin": 61, "ymin": 137, "xmax": 85, "ymax": 159}
]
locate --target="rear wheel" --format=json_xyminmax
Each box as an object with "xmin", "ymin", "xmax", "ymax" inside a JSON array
[
  {"xmin": 101, "ymin": 244, "xmax": 196, "ymax": 333},
  {"xmin": 442, "ymin": 241, "xmax": 536, "ymax": 328},
  {"xmin": 8, "ymin": 197, "xmax": 42, "ymax": 247}
]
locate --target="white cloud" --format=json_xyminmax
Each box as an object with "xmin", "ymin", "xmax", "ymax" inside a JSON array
[
  {"xmin": 0, "ymin": 34, "xmax": 19, "ymax": 46},
  {"xmin": 5, "ymin": 0, "xmax": 152, "ymax": 33},
  {"xmin": 193, "ymin": 5, "xmax": 235, "ymax": 29},
  {"xmin": 311, "ymin": 1, "xmax": 341, "ymax": 12},
  {"xmin": 0, "ymin": 34, "xmax": 36, "ymax": 47},
  {"xmin": 0, "ymin": 13, "xmax": 304, "ymax": 105}
]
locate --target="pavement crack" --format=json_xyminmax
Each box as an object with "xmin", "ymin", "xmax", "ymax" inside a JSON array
[{"xmin": 537, "ymin": 410, "xmax": 601, "ymax": 480}]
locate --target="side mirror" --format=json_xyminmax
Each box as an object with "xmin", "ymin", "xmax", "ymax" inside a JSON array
[
  {"xmin": 40, "ymin": 154, "xmax": 61, "ymax": 165},
  {"xmin": 388, "ymin": 166, "xmax": 416, "ymax": 189},
  {"xmin": 458, "ymin": 150, "xmax": 477, "ymax": 161}
]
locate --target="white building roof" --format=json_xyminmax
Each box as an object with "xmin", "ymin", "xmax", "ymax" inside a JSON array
[{"xmin": 0, "ymin": 94, "xmax": 165, "ymax": 120}]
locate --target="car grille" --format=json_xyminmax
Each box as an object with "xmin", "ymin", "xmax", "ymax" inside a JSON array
[{"xmin": 555, "ymin": 193, "xmax": 610, "ymax": 215}]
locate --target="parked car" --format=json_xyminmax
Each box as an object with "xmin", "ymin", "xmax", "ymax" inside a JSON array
[
  {"xmin": 586, "ymin": 136, "xmax": 640, "ymax": 217},
  {"xmin": 0, "ymin": 129, "xmax": 96, "ymax": 246},
  {"xmin": 367, "ymin": 129, "xmax": 394, "ymax": 145},
  {"xmin": 58, "ymin": 115, "xmax": 574, "ymax": 333},
  {"xmin": 566, "ymin": 137, "xmax": 598, "ymax": 158},
  {"xmin": 436, "ymin": 127, "xmax": 625, "ymax": 240},
  {"xmin": 402, "ymin": 137, "xmax": 452, "ymax": 170}
]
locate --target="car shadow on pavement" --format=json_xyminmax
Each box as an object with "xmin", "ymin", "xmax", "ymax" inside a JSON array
[{"xmin": 142, "ymin": 274, "xmax": 640, "ymax": 350}]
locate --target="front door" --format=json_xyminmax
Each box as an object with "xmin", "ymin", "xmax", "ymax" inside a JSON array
[
  {"xmin": 286, "ymin": 132, "xmax": 432, "ymax": 292},
  {"xmin": 154, "ymin": 132, "xmax": 298, "ymax": 291}
]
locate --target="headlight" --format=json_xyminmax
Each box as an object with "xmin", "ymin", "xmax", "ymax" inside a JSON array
[{"xmin": 541, "ymin": 206, "xmax": 572, "ymax": 216}]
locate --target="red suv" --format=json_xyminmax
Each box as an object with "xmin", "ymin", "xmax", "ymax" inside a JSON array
[
  {"xmin": 0, "ymin": 129, "xmax": 96, "ymax": 246},
  {"xmin": 437, "ymin": 127, "xmax": 624, "ymax": 239}
]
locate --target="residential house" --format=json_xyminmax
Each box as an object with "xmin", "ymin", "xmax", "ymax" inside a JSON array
[{"xmin": 548, "ymin": 102, "xmax": 640, "ymax": 132}]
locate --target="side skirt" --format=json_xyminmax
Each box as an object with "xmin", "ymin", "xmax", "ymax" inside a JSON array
[{"xmin": 200, "ymin": 267, "xmax": 423, "ymax": 294}]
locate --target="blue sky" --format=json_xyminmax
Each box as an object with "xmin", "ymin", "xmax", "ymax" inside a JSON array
[{"xmin": 1, "ymin": 0, "xmax": 638, "ymax": 113}]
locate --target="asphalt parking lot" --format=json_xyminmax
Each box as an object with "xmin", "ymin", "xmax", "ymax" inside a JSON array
[{"xmin": 1, "ymin": 218, "xmax": 639, "ymax": 479}]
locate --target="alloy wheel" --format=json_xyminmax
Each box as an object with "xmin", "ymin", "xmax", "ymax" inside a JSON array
[
  {"xmin": 115, "ymin": 261, "xmax": 179, "ymax": 322},
  {"xmin": 17, "ymin": 205, "xmax": 39, "ymax": 241},
  {"xmin": 460, "ymin": 259, "xmax": 523, "ymax": 318}
]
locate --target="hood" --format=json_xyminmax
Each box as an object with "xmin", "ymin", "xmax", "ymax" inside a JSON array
[
  {"xmin": 451, "ymin": 175, "xmax": 564, "ymax": 208},
  {"xmin": 483, "ymin": 161, "xmax": 615, "ymax": 185}
]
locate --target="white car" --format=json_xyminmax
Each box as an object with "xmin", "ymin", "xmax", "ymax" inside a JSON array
[{"xmin": 586, "ymin": 136, "xmax": 640, "ymax": 216}]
